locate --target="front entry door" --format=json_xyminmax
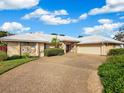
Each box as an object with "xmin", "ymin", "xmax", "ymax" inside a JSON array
[{"xmin": 66, "ymin": 44, "xmax": 71, "ymax": 53}]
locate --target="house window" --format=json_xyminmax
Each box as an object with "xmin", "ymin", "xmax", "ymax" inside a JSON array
[
  {"xmin": 21, "ymin": 42, "xmax": 36, "ymax": 56},
  {"xmin": 44, "ymin": 44, "xmax": 49, "ymax": 49},
  {"xmin": 21, "ymin": 42, "xmax": 30, "ymax": 46},
  {"xmin": 21, "ymin": 42, "xmax": 36, "ymax": 46}
]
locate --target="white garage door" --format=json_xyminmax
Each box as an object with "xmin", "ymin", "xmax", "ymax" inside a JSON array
[{"xmin": 77, "ymin": 45, "xmax": 101, "ymax": 55}]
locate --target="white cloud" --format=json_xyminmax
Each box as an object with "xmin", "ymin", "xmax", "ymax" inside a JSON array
[
  {"xmin": 0, "ymin": 22, "xmax": 31, "ymax": 33},
  {"xmin": 89, "ymin": 0, "xmax": 124, "ymax": 15},
  {"xmin": 79, "ymin": 13, "xmax": 88, "ymax": 20},
  {"xmin": 0, "ymin": 0, "xmax": 39, "ymax": 10},
  {"xmin": 120, "ymin": 16, "xmax": 124, "ymax": 19},
  {"xmin": 98, "ymin": 19, "xmax": 113, "ymax": 24},
  {"xmin": 22, "ymin": 8, "xmax": 49, "ymax": 19},
  {"xmin": 107, "ymin": 0, "xmax": 124, "ymax": 6},
  {"xmin": 40, "ymin": 15, "xmax": 73, "ymax": 25},
  {"xmin": 54, "ymin": 10, "xmax": 69, "ymax": 15},
  {"xmin": 22, "ymin": 8, "xmax": 87, "ymax": 25},
  {"xmin": 83, "ymin": 21, "xmax": 124, "ymax": 36}
]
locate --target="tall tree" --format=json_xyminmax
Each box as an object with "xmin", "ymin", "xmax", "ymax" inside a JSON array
[
  {"xmin": 51, "ymin": 33, "xmax": 58, "ymax": 35},
  {"xmin": 113, "ymin": 26, "xmax": 124, "ymax": 41},
  {"xmin": 51, "ymin": 36, "xmax": 60, "ymax": 48},
  {"xmin": 0, "ymin": 31, "xmax": 10, "ymax": 37},
  {"xmin": 78, "ymin": 35, "xmax": 83, "ymax": 38}
]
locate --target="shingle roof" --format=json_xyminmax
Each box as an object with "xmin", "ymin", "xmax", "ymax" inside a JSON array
[
  {"xmin": 1, "ymin": 33, "xmax": 122, "ymax": 44},
  {"xmin": 0, "ymin": 33, "xmax": 79, "ymax": 43},
  {"xmin": 78, "ymin": 35, "xmax": 123, "ymax": 44}
]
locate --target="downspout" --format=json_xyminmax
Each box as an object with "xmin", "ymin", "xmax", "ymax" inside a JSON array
[
  {"xmin": 101, "ymin": 41, "xmax": 103, "ymax": 56},
  {"xmin": 20, "ymin": 42, "xmax": 21, "ymax": 56},
  {"xmin": 38, "ymin": 43, "xmax": 40, "ymax": 57}
]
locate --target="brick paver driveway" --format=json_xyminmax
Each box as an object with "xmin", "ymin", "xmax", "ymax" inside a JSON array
[{"xmin": 0, "ymin": 54, "xmax": 106, "ymax": 93}]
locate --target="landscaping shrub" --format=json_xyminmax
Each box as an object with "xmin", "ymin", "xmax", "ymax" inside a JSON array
[
  {"xmin": 0, "ymin": 42, "xmax": 7, "ymax": 46},
  {"xmin": 108, "ymin": 48, "xmax": 124, "ymax": 56},
  {"xmin": 44, "ymin": 48, "xmax": 64, "ymax": 57},
  {"xmin": 0, "ymin": 51, "xmax": 7, "ymax": 61},
  {"xmin": 98, "ymin": 55, "xmax": 124, "ymax": 93},
  {"xmin": 7, "ymin": 55, "xmax": 22, "ymax": 60},
  {"xmin": 22, "ymin": 53, "xmax": 30, "ymax": 58},
  {"xmin": 7, "ymin": 55, "xmax": 38, "ymax": 60}
]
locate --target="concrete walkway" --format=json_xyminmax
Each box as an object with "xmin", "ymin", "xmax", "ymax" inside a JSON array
[{"xmin": 0, "ymin": 54, "xmax": 106, "ymax": 93}]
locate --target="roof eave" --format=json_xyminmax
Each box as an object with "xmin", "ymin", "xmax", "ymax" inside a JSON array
[
  {"xmin": 0, "ymin": 39, "xmax": 49, "ymax": 43},
  {"xmin": 61, "ymin": 40, "xmax": 79, "ymax": 43},
  {"xmin": 78, "ymin": 42, "xmax": 123, "ymax": 45}
]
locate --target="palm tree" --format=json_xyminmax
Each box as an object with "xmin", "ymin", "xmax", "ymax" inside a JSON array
[{"xmin": 51, "ymin": 36, "xmax": 60, "ymax": 48}]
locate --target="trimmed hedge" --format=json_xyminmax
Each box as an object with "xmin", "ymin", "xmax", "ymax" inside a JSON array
[
  {"xmin": 108, "ymin": 48, "xmax": 124, "ymax": 56},
  {"xmin": 44, "ymin": 48, "xmax": 64, "ymax": 57},
  {"xmin": 7, "ymin": 54, "xmax": 38, "ymax": 60},
  {"xmin": 98, "ymin": 55, "xmax": 124, "ymax": 93},
  {"xmin": 7, "ymin": 55, "xmax": 22, "ymax": 60},
  {"xmin": 22, "ymin": 53, "xmax": 30, "ymax": 58},
  {"xmin": 0, "ymin": 51, "xmax": 7, "ymax": 61}
]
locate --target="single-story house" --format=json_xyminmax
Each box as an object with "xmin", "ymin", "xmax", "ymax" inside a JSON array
[
  {"xmin": 0, "ymin": 33, "xmax": 79, "ymax": 57},
  {"xmin": 0, "ymin": 33, "xmax": 123, "ymax": 56},
  {"xmin": 77, "ymin": 35, "xmax": 123, "ymax": 55}
]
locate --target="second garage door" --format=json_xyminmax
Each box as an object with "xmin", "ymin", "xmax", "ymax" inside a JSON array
[{"xmin": 77, "ymin": 44, "xmax": 101, "ymax": 55}]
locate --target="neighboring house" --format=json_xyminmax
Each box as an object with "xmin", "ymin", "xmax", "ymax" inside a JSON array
[
  {"xmin": 0, "ymin": 33, "xmax": 79, "ymax": 57},
  {"xmin": 77, "ymin": 35, "xmax": 123, "ymax": 55}
]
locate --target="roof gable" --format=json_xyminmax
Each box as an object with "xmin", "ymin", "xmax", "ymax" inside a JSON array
[
  {"xmin": 78, "ymin": 35, "xmax": 123, "ymax": 44},
  {"xmin": 0, "ymin": 33, "xmax": 79, "ymax": 43}
]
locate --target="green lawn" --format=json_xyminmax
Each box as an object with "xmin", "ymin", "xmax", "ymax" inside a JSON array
[
  {"xmin": 98, "ymin": 55, "xmax": 124, "ymax": 93},
  {"xmin": 0, "ymin": 58, "xmax": 36, "ymax": 75}
]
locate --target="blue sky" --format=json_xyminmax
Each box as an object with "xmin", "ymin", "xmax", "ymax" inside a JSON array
[{"xmin": 0, "ymin": 0, "xmax": 124, "ymax": 37}]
